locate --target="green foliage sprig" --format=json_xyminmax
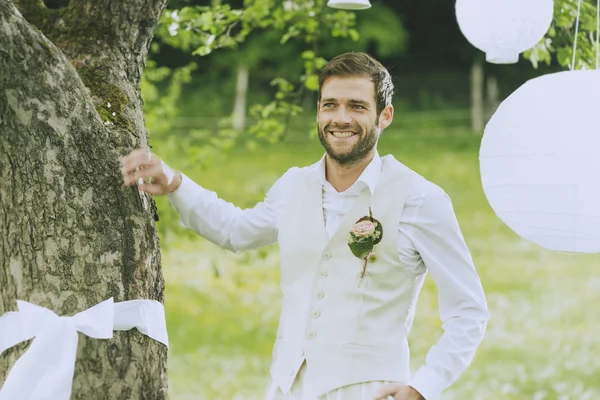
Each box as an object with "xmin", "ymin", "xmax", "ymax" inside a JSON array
[{"xmin": 524, "ymin": 0, "xmax": 599, "ymax": 69}]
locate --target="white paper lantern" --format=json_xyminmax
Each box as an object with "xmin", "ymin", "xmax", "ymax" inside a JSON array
[
  {"xmin": 327, "ymin": 0, "xmax": 371, "ymax": 10},
  {"xmin": 456, "ymin": 0, "xmax": 554, "ymax": 64},
  {"xmin": 480, "ymin": 70, "xmax": 600, "ymax": 253}
]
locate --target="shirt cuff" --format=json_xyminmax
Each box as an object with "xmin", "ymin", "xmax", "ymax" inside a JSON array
[
  {"xmin": 408, "ymin": 366, "xmax": 447, "ymax": 400},
  {"xmin": 166, "ymin": 173, "xmax": 205, "ymax": 214}
]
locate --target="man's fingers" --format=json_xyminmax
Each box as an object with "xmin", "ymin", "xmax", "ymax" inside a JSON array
[
  {"xmin": 121, "ymin": 154, "xmax": 153, "ymax": 175},
  {"xmin": 124, "ymin": 164, "xmax": 162, "ymax": 185},
  {"xmin": 120, "ymin": 148, "xmax": 177, "ymax": 195},
  {"xmin": 121, "ymin": 148, "xmax": 155, "ymax": 175},
  {"xmin": 121, "ymin": 148, "xmax": 149, "ymax": 166},
  {"xmin": 124, "ymin": 164, "xmax": 163, "ymax": 186}
]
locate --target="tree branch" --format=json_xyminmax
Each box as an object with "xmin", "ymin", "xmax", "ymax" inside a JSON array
[
  {"xmin": 14, "ymin": 0, "xmax": 167, "ymax": 74},
  {"xmin": 12, "ymin": 0, "xmax": 169, "ymax": 142}
]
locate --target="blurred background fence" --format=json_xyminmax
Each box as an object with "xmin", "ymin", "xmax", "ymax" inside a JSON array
[{"xmin": 169, "ymin": 107, "xmax": 474, "ymax": 138}]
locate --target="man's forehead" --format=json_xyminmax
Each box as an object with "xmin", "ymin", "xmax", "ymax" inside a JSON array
[{"xmin": 321, "ymin": 76, "xmax": 375, "ymax": 102}]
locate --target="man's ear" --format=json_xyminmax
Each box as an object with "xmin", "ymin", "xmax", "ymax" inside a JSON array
[{"xmin": 378, "ymin": 104, "xmax": 394, "ymax": 130}]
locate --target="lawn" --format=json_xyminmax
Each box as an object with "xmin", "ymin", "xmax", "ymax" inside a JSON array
[{"xmin": 158, "ymin": 130, "xmax": 600, "ymax": 400}]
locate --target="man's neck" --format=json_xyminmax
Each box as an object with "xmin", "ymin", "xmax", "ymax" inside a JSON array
[{"xmin": 325, "ymin": 152, "xmax": 375, "ymax": 193}]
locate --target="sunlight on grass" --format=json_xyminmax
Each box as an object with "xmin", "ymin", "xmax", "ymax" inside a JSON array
[{"xmin": 160, "ymin": 131, "xmax": 600, "ymax": 399}]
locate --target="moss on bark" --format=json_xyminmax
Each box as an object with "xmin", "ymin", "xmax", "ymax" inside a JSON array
[{"xmin": 76, "ymin": 65, "xmax": 133, "ymax": 132}]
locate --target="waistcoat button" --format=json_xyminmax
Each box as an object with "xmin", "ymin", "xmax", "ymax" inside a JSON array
[
  {"xmin": 316, "ymin": 292, "xmax": 324, "ymax": 299},
  {"xmin": 322, "ymin": 252, "xmax": 331, "ymax": 260},
  {"xmin": 307, "ymin": 332, "xmax": 316, "ymax": 339},
  {"xmin": 312, "ymin": 311, "xmax": 321, "ymax": 318},
  {"xmin": 319, "ymin": 271, "xmax": 328, "ymax": 279}
]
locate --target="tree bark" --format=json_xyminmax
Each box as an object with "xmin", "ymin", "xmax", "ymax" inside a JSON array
[{"xmin": 0, "ymin": 0, "xmax": 169, "ymax": 398}]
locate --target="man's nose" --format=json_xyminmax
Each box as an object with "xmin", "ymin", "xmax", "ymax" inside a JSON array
[{"xmin": 332, "ymin": 106, "xmax": 352, "ymax": 124}]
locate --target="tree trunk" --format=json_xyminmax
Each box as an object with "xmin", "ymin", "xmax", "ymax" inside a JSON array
[
  {"xmin": 0, "ymin": 0, "xmax": 168, "ymax": 398},
  {"xmin": 470, "ymin": 55, "xmax": 484, "ymax": 133},
  {"xmin": 232, "ymin": 63, "xmax": 249, "ymax": 132},
  {"xmin": 485, "ymin": 75, "xmax": 499, "ymax": 123}
]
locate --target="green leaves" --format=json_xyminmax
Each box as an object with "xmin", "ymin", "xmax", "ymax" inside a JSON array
[
  {"xmin": 523, "ymin": 39, "xmax": 553, "ymax": 68},
  {"xmin": 150, "ymin": 0, "xmax": 364, "ymax": 147},
  {"xmin": 192, "ymin": 45, "xmax": 212, "ymax": 56},
  {"xmin": 301, "ymin": 50, "xmax": 326, "ymax": 92},
  {"xmin": 326, "ymin": 10, "xmax": 358, "ymax": 38},
  {"xmin": 248, "ymin": 90, "xmax": 304, "ymax": 143},
  {"xmin": 523, "ymin": 0, "xmax": 599, "ymax": 70},
  {"xmin": 348, "ymin": 236, "xmax": 374, "ymax": 259},
  {"xmin": 304, "ymin": 75, "xmax": 319, "ymax": 91},
  {"xmin": 157, "ymin": 5, "xmax": 247, "ymax": 55}
]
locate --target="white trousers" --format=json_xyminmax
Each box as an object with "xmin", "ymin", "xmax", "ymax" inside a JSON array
[{"xmin": 264, "ymin": 361, "xmax": 398, "ymax": 400}]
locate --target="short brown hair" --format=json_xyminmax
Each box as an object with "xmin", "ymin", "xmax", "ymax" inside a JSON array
[{"xmin": 318, "ymin": 52, "xmax": 394, "ymax": 116}]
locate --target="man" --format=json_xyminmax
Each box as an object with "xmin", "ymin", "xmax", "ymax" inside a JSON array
[{"xmin": 121, "ymin": 52, "xmax": 489, "ymax": 400}]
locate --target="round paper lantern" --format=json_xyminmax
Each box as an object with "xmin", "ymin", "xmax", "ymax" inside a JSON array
[
  {"xmin": 456, "ymin": 0, "xmax": 554, "ymax": 64},
  {"xmin": 327, "ymin": 0, "xmax": 371, "ymax": 10},
  {"xmin": 480, "ymin": 70, "xmax": 600, "ymax": 253}
]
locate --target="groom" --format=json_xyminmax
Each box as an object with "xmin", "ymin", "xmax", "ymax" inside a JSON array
[{"xmin": 121, "ymin": 52, "xmax": 489, "ymax": 400}]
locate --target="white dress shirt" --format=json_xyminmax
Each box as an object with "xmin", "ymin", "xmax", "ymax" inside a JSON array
[{"xmin": 168, "ymin": 151, "xmax": 489, "ymax": 399}]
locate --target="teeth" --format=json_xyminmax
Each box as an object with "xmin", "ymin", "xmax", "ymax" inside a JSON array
[{"xmin": 331, "ymin": 131, "xmax": 354, "ymax": 138}]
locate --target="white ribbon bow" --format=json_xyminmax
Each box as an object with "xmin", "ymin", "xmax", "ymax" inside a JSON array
[{"xmin": 0, "ymin": 298, "xmax": 169, "ymax": 400}]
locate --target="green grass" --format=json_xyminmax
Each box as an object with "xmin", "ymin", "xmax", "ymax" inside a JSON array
[{"xmin": 160, "ymin": 131, "xmax": 600, "ymax": 400}]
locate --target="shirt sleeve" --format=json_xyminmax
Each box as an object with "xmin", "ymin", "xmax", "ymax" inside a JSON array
[
  {"xmin": 166, "ymin": 167, "xmax": 300, "ymax": 253},
  {"xmin": 403, "ymin": 185, "xmax": 490, "ymax": 400}
]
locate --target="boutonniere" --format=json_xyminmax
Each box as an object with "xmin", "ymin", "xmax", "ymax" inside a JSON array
[{"xmin": 348, "ymin": 207, "xmax": 383, "ymax": 279}]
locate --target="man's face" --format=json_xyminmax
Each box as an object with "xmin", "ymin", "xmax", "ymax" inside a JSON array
[{"xmin": 317, "ymin": 75, "xmax": 385, "ymax": 166}]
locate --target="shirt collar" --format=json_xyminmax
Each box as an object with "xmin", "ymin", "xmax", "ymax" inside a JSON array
[{"xmin": 315, "ymin": 151, "xmax": 382, "ymax": 195}]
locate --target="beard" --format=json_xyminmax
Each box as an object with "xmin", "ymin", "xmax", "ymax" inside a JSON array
[{"xmin": 317, "ymin": 122, "xmax": 379, "ymax": 167}]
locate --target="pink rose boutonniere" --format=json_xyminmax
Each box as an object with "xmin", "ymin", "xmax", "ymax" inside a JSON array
[{"xmin": 348, "ymin": 207, "xmax": 383, "ymax": 279}]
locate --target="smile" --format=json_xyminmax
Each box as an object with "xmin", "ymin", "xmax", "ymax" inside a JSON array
[{"xmin": 330, "ymin": 131, "xmax": 357, "ymax": 138}]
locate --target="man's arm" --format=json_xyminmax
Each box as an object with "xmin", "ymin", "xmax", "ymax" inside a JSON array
[
  {"xmin": 121, "ymin": 148, "xmax": 299, "ymax": 253},
  {"xmin": 166, "ymin": 167, "xmax": 298, "ymax": 253},
  {"xmin": 404, "ymin": 185, "xmax": 490, "ymax": 400}
]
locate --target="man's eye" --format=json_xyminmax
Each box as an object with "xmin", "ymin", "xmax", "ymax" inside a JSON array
[
  {"xmin": 323, "ymin": 103, "xmax": 335, "ymax": 108},
  {"xmin": 352, "ymin": 105, "xmax": 365, "ymax": 110}
]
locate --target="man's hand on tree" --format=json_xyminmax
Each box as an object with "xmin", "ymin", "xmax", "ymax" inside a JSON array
[{"xmin": 121, "ymin": 148, "xmax": 182, "ymax": 194}]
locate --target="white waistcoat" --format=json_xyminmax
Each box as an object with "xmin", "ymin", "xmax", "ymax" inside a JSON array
[{"xmin": 271, "ymin": 155, "xmax": 427, "ymax": 397}]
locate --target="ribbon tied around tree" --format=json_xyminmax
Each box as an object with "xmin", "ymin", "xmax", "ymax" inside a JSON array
[{"xmin": 0, "ymin": 297, "xmax": 169, "ymax": 400}]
